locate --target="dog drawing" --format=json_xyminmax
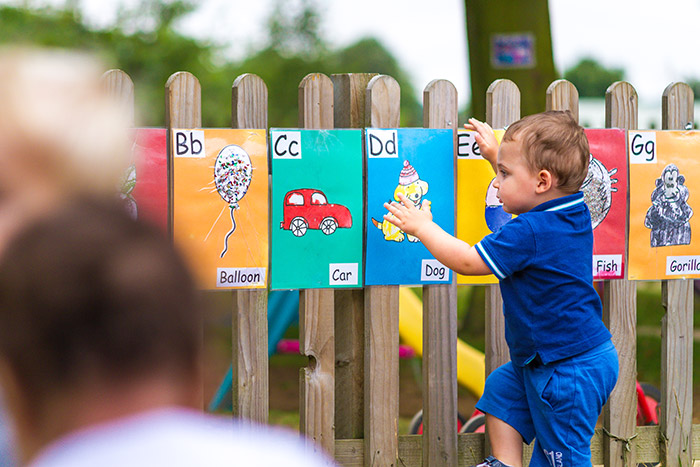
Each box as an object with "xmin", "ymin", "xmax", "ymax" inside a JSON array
[{"xmin": 372, "ymin": 160, "xmax": 429, "ymax": 243}]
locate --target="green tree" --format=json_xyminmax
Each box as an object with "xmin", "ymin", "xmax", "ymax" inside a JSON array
[
  {"xmin": 0, "ymin": 1, "xmax": 422, "ymax": 127},
  {"xmin": 328, "ymin": 38, "xmax": 421, "ymax": 127},
  {"xmin": 265, "ymin": 0, "xmax": 326, "ymax": 59},
  {"xmin": 563, "ymin": 57, "xmax": 625, "ymax": 98},
  {"xmin": 0, "ymin": 1, "xmax": 233, "ymax": 126},
  {"xmin": 684, "ymin": 78, "xmax": 700, "ymax": 99}
]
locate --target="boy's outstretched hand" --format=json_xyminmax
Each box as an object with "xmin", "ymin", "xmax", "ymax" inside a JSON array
[
  {"xmin": 464, "ymin": 118, "xmax": 499, "ymax": 171},
  {"xmin": 383, "ymin": 192, "xmax": 432, "ymax": 238}
]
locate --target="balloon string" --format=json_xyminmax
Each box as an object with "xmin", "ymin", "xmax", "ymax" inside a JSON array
[{"xmin": 220, "ymin": 205, "xmax": 237, "ymax": 258}]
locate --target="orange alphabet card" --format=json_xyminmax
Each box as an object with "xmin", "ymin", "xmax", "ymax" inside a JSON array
[
  {"xmin": 172, "ymin": 129, "xmax": 268, "ymax": 289},
  {"xmin": 628, "ymin": 130, "xmax": 700, "ymax": 280}
]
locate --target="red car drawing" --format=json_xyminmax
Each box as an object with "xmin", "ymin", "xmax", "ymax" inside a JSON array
[{"xmin": 280, "ymin": 188, "xmax": 352, "ymax": 237}]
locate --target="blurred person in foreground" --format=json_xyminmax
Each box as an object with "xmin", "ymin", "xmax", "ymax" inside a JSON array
[
  {"xmin": 0, "ymin": 47, "xmax": 334, "ymax": 466},
  {"xmin": 0, "ymin": 47, "xmax": 131, "ymax": 254},
  {"xmin": 0, "ymin": 199, "xmax": 334, "ymax": 467},
  {"xmin": 0, "ymin": 46, "xmax": 133, "ymax": 467}
]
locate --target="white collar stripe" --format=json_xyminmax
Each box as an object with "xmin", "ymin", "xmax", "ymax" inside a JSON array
[
  {"xmin": 545, "ymin": 197, "xmax": 584, "ymax": 212},
  {"xmin": 476, "ymin": 242, "xmax": 505, "ymax": 280}
]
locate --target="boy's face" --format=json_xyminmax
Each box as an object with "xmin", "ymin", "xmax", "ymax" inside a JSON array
[{"xmin": 493, "ymin": 138, "xmax": 542, "ymax": 215}]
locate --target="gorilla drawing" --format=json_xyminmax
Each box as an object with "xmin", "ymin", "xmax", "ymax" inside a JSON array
[{"xmin": 644, "ymin": 163, "xmax": 693, "ymax": 247}]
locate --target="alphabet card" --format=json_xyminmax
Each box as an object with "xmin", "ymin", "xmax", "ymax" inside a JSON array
[
  {"xmin": 456, "ymin": 128, "xmax": 505, "ymax": 285},
  {"xmin": 172, "ymin": 129, "xmax": 268, "ymax": 289},
  {"xmin": 128, "ymin": 128, "xmax": 167, "ymax": 230},
  {"xmin": 270, "ymin": 129, "xmax": 363, "ymax": 290},
  {"xmin": 585, "ymin": 129, "xmax": 628, "ymax": 280},
  {"xmin": 629, "ymin": 130, "xmax": 700, "ymax": 280},
  {"xmin": 365, "ymin": 128, "xmax": 454, "ymax": 285}
]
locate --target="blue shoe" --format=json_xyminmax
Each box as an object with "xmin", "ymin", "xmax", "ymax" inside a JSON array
[{"xmin": 470, "ymin": 456, "xmax": 513, "ymax": 467}]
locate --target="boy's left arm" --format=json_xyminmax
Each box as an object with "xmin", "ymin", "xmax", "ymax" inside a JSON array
[{"xmin": 383, "ymin": 193, "xmax": 491, "ymax": 276}]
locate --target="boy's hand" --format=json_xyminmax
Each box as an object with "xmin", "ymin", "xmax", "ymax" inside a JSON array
[
  {"xmin": 383, "ymin": 192, "xmax": 432, "ymax": 237},
  {"xmin": 464, "ymin": 118, "xmax": 499, "ymax": 169}
]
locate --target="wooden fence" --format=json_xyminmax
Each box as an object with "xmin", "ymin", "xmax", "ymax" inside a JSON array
[{"xmin": 103, "ymin": 69, "xmax": 697, "ymax": 466}]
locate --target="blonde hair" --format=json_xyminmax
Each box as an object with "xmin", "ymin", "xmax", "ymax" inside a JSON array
[
  {"xmin": 0, "ymin": 47, "xmax": 130, "ymax": 197},
  {"xmin": 502, "ymin": 111, "xmax": 589, "ymax": 193}
]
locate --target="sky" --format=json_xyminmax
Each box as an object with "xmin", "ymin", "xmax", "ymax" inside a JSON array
[{"xmin": 8, "ymin": 0, "xmax": 700, "ymax": 107}]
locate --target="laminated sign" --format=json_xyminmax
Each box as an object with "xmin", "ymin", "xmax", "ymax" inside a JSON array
[
  {"xmin": 456, "ymin": 128, "xmax": 505, "ymax": 285},
  {"xmin": 628, "ymin": 130, "xmax": 700, "ymax": 280},
  {"xmin": 365, "ymin": 128, "xmax": 454, "ymax": 286},
  {"xmin": 172, "ymin": 129, "xmax": 268, "ymax": 289},
  {"xmin": 585, "ymin": 129, "xmax": 628, "ymax": 280},
  {"xmin": 456, "ymin": 128, "xmax": 627, "ymax": 282},
  {"xmin": 270, "ymin": 129, "xmax": 363, "ymax": 290},
  {"xmin": 127, "ymin": 128, "xmax": 167, "ymax": 230}
]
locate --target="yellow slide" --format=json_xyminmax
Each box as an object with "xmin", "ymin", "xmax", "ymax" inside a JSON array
[{"xmin": 399, "ymin": 287, "xmax": 485, "ymax": 397}]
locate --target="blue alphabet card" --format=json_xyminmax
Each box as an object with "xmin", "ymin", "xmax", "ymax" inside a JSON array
[{"xmin": 365, "ymin": 128, "xmax": 455, "ymax": 285}]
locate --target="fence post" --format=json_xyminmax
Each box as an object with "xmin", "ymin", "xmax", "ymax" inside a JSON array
[
  {"xmin": 422, "ymin": 79, "xmax": 459, "ymax": 466},
  {"xmin": 230, "ymin": 73, "xmax": 269, "ymax": 424},
  {"xmin": 165, "ymin": 71, "xmax": 203, "ymax": 407},
  {"xmin": 364, "ymin": 74, "xmax": 401, "ymax": 466},
  {"xmin": 602, "ymin": 81, "xmax": 639, "ymax": 467},
  {"xmin": 331, "ymin": 73, "xmax": 377, "ymax": 440},
  {"xmin": 483, "ymin": 79, "xmax": 519, "ymax": 374},
  {"xmin": 297, "ymin": 73, "xmax": 336, "ymax": 459},
  {"xmin": 483, "ymin": 78, "xmax": 520, "ymax": 461},
  {"xmin": 660, "ymin": 82, "xmax": 694, "ymax": 467},
  {"xmin": 545, "ymin": 79, "xmax": 579, "ymax": 120},
  {"xmin": 101, "ymin": 69, "xmax": 135, "ymax": 126}
]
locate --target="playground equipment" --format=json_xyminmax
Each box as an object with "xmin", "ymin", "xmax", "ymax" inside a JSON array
[
  {"xmin": 398, "ymin": 287, "xmax": 485, "ymax": 398},
  {"xmin": 210, "ymin": 287, "xmax": 473, "ymax": 411},
  {"xmin": 209, "ymin": 290, "xmax": 299, "ymax": 412}
]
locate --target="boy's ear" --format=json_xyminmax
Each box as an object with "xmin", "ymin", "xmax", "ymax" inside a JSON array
[{"xmin": 535, "ymin": 169, "xmax": 554, "ymax": 193}]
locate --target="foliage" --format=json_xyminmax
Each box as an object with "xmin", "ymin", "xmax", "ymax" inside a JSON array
[
  {"xmin": 238, "ymin": 37, "xmax": 422, "ymax": 127},
  {"xmin": 563, "ymin": 57, "xmax": 624, "ymax": 98},
  {"xmin": 265, "ymin": 0, "xmax": 326, "ymax": 59},
  {"xmin": 0, "ymin": 1, "xmax": 422, "ymax": 127},
  {"xmin": 327, "ymin": 38, "xmax": 421, "ymax": 127},
  {"xmin": 685, "ymin": 78, "xmax": 700, "ymax": 100}
]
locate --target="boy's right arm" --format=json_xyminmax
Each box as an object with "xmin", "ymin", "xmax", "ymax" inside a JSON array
[
  {"xmin": 412, "ymin": 220, "xmax": 492, "ymax": 276},
  {"xmin": 383, "ymin": 194, "xmax": 491, "ymax": 276},
  {"xmin": 464, "ymin": 118, "xmax": 498, "ymax": 173}
]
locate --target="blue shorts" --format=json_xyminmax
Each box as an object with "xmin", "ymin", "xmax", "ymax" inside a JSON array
[{"xmin": 476, "ymin": 340, "xmax": 618, "ymax": 467}]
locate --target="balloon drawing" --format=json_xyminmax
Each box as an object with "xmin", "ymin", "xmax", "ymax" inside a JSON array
[{"xmin": 214, "ymin": 144, "xmax": 253, "ymax": 257}]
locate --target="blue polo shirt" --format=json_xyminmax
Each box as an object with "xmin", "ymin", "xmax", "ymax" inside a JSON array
[{"xmin": 475, "ymin": 192, "xmax": 611, "ymax": 367}]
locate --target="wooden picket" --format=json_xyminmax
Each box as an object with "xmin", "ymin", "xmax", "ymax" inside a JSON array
[
  {"xmin": 164, "ymin": 71, "xmax": 204, "ymax": 410},
  {"xmin": 298, "ymin": 73, "xmax": 336, "ymax": 459},
  {"xmin": 231, "ymin": 73, "xmax": 269, "ymax": 425},
  {"xmin": 331, "ymin": 73, "xmax": 376, "ymax": 441},
  {"xmin": 602, "ymin": 81, "xmax": 639, "ymax": 467},
  {"xmin": 483, "ymin": 79, "xmax": 519, "ymax": 379},
  {"xmin": 364, "ymin": 75, "xmax": 401, "ymax": 467},
  {"xmin": 422, "ymin": 79, "xmax": 459, "ymax": 466},
  {"xmin": 660, "ymin": 82, "xmax": 694, "ymax": 467},
  {"xmin": 103, "ymin": 68, "xmax": 700, "ymax": 466}
]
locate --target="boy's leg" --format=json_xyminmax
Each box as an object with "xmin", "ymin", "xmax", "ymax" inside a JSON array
[
  {"xmin": 485, "ymin": 414, "xmax": 523, "ymax": 467},
  {"xmin": 525, "ymin": 341, "xmax": 618, "ymax": 467},
  {"xmin": 475, "ymin": 362, "xmax": 536, "ymax": 467}
]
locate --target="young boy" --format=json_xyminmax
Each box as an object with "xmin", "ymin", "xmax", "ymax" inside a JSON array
[{"xmin": 383, "ymin": 111, "xmax": 618, "ymax": 467}]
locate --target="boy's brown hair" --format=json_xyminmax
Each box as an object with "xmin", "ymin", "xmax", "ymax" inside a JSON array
[{"xmin": 502, "ymin": 110, "xmax": 589, "ymax": 193}]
